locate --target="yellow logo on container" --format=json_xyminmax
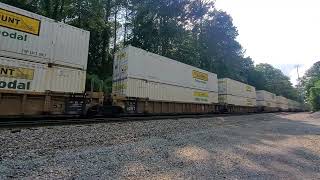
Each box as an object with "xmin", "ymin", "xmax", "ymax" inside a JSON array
[
  {"xmin": 192, "ymin": 70, "xmax": 208, "ymax": 81},
  {"xmin": 246, "ymin": 85, "xmax": 252, "ymax": 92},
  {"xmin": 116, "ymin": 51, "xmax": 128, "ymax": 61},
  {"xmin": 0, "ymin": 8, "xmax": 41, "ymax": 36},
  {"xmin": 193, "ymin": 91, "xmax": 209, "ymax": 97},
  {"xmin": 0, "ymin": 66, "xmax": 34, "ymax": 80},
  {"xmin": 113, "ymin": 83, "xmax": 127, "ymax": 91}
]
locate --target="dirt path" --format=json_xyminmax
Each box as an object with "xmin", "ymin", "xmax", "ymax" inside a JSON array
[{"xmin": 0, "ymin": 113, "xmax": 319, "ymax": 179}]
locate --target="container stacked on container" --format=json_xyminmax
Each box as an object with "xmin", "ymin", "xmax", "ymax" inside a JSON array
[
  {"xmin": 288, "ymin": 100, "xmax": 300, "ymax": 111},
  {"xmin": 113, "ymin": 46, "xmax": 219, "ymax": 104},
  {"xmin": 276, "ymin": 96, "xmax": 289, "ymax": 111},
  {"xmin": 288, "ymin": 99, "xmax": 294, "ymax": 110},
  {"xmin": 0, "ymin": 2, "xmax": 89, "ymax": 93},
  {"xmin": 218, "ymin": 78, "xmax": 256, "ymax": 107},
  {"xmin": 256, "ymin": 90, "xmax": 278, "ymax": 110}
]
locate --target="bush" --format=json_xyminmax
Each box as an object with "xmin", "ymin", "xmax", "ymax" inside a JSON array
[
  {"xmin": 86, "ymin": 74, "xmax": 112, "ymax": 93},
  {"xmin": 309, "ymin": 87, "xmax": 320, "ymax": 111}
]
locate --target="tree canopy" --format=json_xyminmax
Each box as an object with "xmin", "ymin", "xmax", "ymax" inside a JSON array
[
  {"xmin": 299, "ymin": 61, "xmax": 320, "ymax": 110},
  {"xmin": 0, "ymin": 0, "xmax": 300, "ymax": 100}
]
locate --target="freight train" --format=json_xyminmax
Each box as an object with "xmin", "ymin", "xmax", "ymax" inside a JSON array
[{"xmin": 0, "ymin": 3, "xmax": 306, "ymax": 118}]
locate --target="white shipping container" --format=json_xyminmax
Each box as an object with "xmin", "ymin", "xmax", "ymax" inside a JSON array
[
  {"xmin": 288, "ymin": 100, "xmax": 300, "ymax": 110},
  {"xmin": 256, "ymin": 90, "xmax": 277, "ymax": 108},
  {"xmin": 0, "ymin": 56, "xmax": 86, "ymax": 93},
  {"xmin": 219, "ymin": 95, "xmax": 257, "ymax": 107},
  {"xmin": 276, "ymin": 96, "xmax": 289, "ymax": 110},
  {"xmin": 218, "ymin": 78, "xmax": 256, "ymax": 99},
  {"xmin": 0, "ymin": 2, "xmax": 90, "ymax": 70},
  {"xmin": 256, "ymin": 90, "xmax": 277, "ymax": 102},
  {"xmin": 113, "ymin": 78, "xmax": 218, "ymax": 104},
  {"xmin": 256, "ymin": 100, "xmax": 277, "ymax": 108},
  {"xmin": 113, "ymin": 46, "xmax": 219, "ymax": 104},
  {"xmin": 218, "ymin": 78, "xmax": 256, "ymax": 106}
]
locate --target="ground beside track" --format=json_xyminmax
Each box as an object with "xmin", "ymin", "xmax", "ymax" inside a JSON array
[{"xmin": 0, "ymin": 112, "xmax": 319, "ymax": 179}]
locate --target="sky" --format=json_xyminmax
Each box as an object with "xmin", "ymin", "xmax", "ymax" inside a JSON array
[{"xmin": 215, "ymin": 0, "xmax": 320, "ymax": 85}]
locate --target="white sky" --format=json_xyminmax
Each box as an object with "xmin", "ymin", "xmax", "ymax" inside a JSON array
[{"xmin": 215, "ymin": 0, "xmax": 320, "ymax": 85}]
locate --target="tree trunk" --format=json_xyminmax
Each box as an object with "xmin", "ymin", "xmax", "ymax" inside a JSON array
[
  {"xmin": 104, "ymin": 0, "xmax": 112, "ymax": 63},
  {"xmin": 59, "ymin": 0, "xmax": 65, "ymax": 21},
  {"xmin": 113, "ymin": 9, "xmax": 118, "ymax": 59},
  {"xmin": 43, "ymin": 0, "xmax": 52, "ymax": 18},
  {"xmin": 124, "ymin": 2, "xmax": 128, "ymax": 45},
  {"xmin": 77, "ymin": 0, "xmax": 82, "ymax": 26},
  {"xmin": 52, "ymin": 1, "xmax": 58, "ymax": 20}
]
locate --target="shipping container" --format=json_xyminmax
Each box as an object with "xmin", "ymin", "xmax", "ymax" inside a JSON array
[
  {"xmin": 256, "ymin": 101, "xmax": 278, "ymax": 108},
  {"xmin": 0, "ymin": 2, "xmax": 89, "ymax": 70},
  {"xmin": 256, "ymin": 90, "xmax": 278, "ymax": 108},
  {"xmin": 288, "ymin": 100, "xmax": 301, "ymax": 111},
  {"xmin": 113, "ymin": 46, "xmax": 219, "ymax": 105},
  {"xmin": 256, "ymin": 90, "xmax": 276, "ymax": 102},
  {"xmin": 0, "ymin": 56, "xmax": 86, "ymax": 93},
  {"xmin": 218, "ymin": 78, "xmax": 256, "ymax": 106},
  {"xmin": 218, "ymin": 78, "xmax": 256, "ymax": 99},
  {"xmin": 276, "ymin": 96, "xmax": 289, "ymax": 110},
  {"xmin": 218, "ymin": 95, "xmax": 257, "ymax": 107}
]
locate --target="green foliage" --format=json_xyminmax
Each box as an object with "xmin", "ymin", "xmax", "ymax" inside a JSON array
[
  {"xmin": 315, "ymin": 80, "xmax": 320, "ymax": 88},
  {"xmin": 1, "ymin": 0, "xmax": 39, "ymax": 12},
  {"xmin": 299, "ymin": 61, "xmax": 320, "ymax": 100},
  {"xmin": 309, "ymin": 87, "xmax": 320, "ymax": 111},
  {"xmin": 255, "ymin": 64, "xmax": 299, "ymax": 100},
  {"xmin": 298, "ymin": 61, "xmax": 320, "ymax": 110},
  {"xmin": 86, "ymin": 74, "xmax": 112, "ymax": 93}
]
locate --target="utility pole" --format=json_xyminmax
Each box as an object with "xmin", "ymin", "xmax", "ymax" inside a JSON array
[
  {"xmin": 295, "ymin": 65, "xmax": 300, "ymax": 80},
  {"xmin": 295, "ymin": 64, "xmax": 304, "ymax": 103}
]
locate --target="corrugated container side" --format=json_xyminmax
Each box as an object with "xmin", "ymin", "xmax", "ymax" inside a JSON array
[
  {"xmin": 276, "ymin": 96, "xmax": 289, "ymax": 110},
  {"xmin": 256, "ymin": 90, "xmax": 277, "ymax": 102},
  {"xmin": 125, "ymin": 78, "xmax": 218, "ymax": 104},
  {"xmin": 113, "ymin": 46, "xmax": 219, "ymax": 104},
  {"xmin": 256, "ymin": 100, "xmax": 277, "ymax": 108},
  {"xmin": 256, "ymin": 90, "xmax": 277, "ymax": 108},
  {"xmin": 0, "ymin": 57, "xmax": 86, "ymax": 93},
  {"xmin": 218, "ymin": 78, "xmax": 256, "ymax": 106},
  {"xmin": 219, "ymin": 95, "xmax": 257, "ymax": 107},
  {"xmin": 47, "ymin": 66, "xmax": 86, "ymax": 93},
  {"xmin": 126, "ymin": 46, "xmax": 218, "ymax": 92},
  {"xmin": 218, "ymin": 78, "xmax": 256, "ymax": 99},
  {"xmin": 0, "ymin": 2, "xmax": 89, "ymax": 70},
  {"xmin": 0, "ymin": 57, "xmax": 47, "ymax": 92},
  {"xmin": 53, "ymin": 24, "xmax": 90, "ymax": 69}
]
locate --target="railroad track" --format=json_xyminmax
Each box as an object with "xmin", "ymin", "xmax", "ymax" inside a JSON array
[{"xmin": 0, "ymin": 112, "xmax": 279, "ymax": 129}]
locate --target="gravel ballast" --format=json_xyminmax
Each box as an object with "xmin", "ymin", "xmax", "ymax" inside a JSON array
[{"xmin": 0, "ymin": 113, "xmax": 319, "ymax": 179}]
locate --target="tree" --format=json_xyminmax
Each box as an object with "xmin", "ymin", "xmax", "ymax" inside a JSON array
[
  {"xmin": 1, "ymin": 0, "xmax": 39, "ymax": 12},
  {"xmin": 300, "ymin": 61, "xmax": 320, "ymax": 97},
  {"xmin": 299, "ymin": 61, "xmax": 320, "ymax": 110},
  {"xmin": 255, "ymin": 64, "xmax": 299, "ymax": 100}
]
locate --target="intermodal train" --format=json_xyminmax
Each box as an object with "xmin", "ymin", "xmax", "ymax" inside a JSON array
[{"xmin": 0, "ymin": 2, "xmax": 306, "ymax": 118}]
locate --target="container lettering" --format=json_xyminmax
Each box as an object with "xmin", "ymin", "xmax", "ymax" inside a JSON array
[
  {"xmin": 192, "ymin": 70, "xmax": 208, "ymax": 81},
  {"xmin": 0, "ymin": 80, "xmax": 31, "ymax": 90},
  {"xmin": 0, "ymin": 65, "xmax": 34, "ymax": 80},
  {"xmin": 193, "ymin": 91, "xmax": 209, "ymax": 97},
  {"xmin": 0, "ymin": 30, "xmax": 27, "ymax": 41},
  {"xmin": 0, "ymin": 8, "xmax": 41, "ymax": 36}
]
